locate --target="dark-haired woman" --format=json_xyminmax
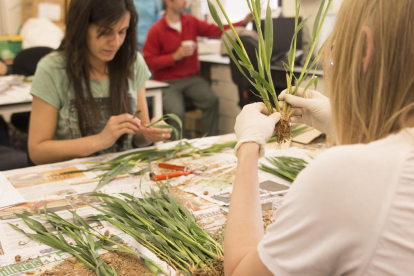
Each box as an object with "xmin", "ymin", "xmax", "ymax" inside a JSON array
[{"xmin": 28, "ymin": 0, "xmax": 171, "ymax": 165}]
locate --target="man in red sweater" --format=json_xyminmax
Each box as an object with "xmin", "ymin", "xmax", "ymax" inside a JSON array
[{"xmin": 143, "ymin": 0, "xmax": 251, "ymax": 139}]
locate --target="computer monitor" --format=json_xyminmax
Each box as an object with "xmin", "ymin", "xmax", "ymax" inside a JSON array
[{"xmin": 253, "ymin": 17, "xmax": 303, "ymax": 60}]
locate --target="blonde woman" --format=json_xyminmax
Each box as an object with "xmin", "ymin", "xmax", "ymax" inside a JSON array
[{"xmin": 226, "ymin": 0, "xmax": 414, "ymax": 275}]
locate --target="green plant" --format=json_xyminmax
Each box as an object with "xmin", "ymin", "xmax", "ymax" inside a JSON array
[
  {"xmin": 259, "ymin": 156, "xmax": 308, "ymax": 182},
  {"xmin": 207, "ymin": 0, "xmax": 332, "ymax": 142},
  {"xmin": 9, "ymin": 209, "xmax": 165, "ymax": 275},
  {"xmin": 146, "ymin": 113, "xmax": 183, "ymax": 140},
  {"xmin": 89, "ymin": 182, "xmax": 224, "ymax": 276},
  {"xmin": 65, "ymin": 124, "xmax": 311, "ymax": 190}
]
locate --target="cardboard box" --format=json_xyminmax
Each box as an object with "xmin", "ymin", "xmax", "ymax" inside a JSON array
[{"xmin": 21, "ymin": 0, "xmax": 66, "ymax": 29}]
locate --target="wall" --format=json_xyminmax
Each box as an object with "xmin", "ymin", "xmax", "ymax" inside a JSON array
[
  {"xmin": 282, "ymin": 0, "xmax": 343, "ymax": 51},
  {"xmin": 0, "ymin": 0, "xmax": 22, "ymax": 35},
  {"xmin": 206, "ymin": 0, "xmax": 280, "ymax": 24}
]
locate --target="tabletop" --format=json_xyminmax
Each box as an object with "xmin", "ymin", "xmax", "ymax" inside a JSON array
[{"xmin": 0, "ymin": 134, "xmax": 317, "ymax": 275}]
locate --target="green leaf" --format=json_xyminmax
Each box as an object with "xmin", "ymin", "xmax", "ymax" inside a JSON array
[
  {"xmin": 95, "ymin": 160, "xmax": 135, "ymax": 191},
  {"xmin": 130, "ymin": 162, "xmax": 150, "ymax": 176},
  {"xmin": 153, "ymin": 124, "xmax": 178, "ymax": 140},
  {"xmin": 255, "ymin": 0, "xmax": 261, "ymax": 23},
  {"xmin": 147, "ymin": 113, "xmax": 182, "ymax": 140},
  {"xmin": 223, "ymin": 39, "xmax": 259, "ymax": 92},
  {"xmin": 208, "ymin": 0, "xmax": 251, "ymax": 65},
  {"xmin": 15, "ymin": 214, "xmax": 48, "ymax": 233},
  {"xmin": 288, "ymin": 16, "xmax": 310, "ymax": 67},
  {"xmin": 312, "ymin": 0, "xmax": 326, "ymax": 40},
  {"xmin": 70, "ymin": 211, "xmax": 92, "ymax": 231},
  {"xmin": 260, "ymin": 156, "xmax": 308, "ymax": 182},
  {"xmin": 152, "ymin": 124, "xmax": 174, "ymax": 130},
  {"xmin": 91, "ymin": 179, "xmax": 224, "ymax": 273},
  {"xmin": 207, "ymin": 0, "xmax": 225, "ymax": 31},
  {"xmin": 247, "ymin": 68, "xmax": 274, "ymax": 93},
  {"xmin": 265, "ymin": 2, "xmax": 273, "ymax": 65},
  {"xmin": 256, "ymin": 49, "xmax": 265, "ymax": 77},
  {"xmin": 246, "ymin": 0, "xmax": 253, "ymax": 14},
  {"xmin": 280, "ymin": 63, "xmax": 291, "ymax": 76},
  {"xmin": 223, "ymin": 32, "xmax": 250, "ymax": 65},
  {"xmin": 304, "ymin": 76, "xmax": 318, "ymax": 91}
]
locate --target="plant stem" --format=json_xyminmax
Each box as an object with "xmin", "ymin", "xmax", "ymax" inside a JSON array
[{"xmin": 216, "ymin": 0, "xmax": 250, "ymax": 63}]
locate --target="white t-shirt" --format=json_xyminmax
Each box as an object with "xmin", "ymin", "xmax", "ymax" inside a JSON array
[
  {"xmin": 167, "ymin": 20, "xmax": 182, "ymax": 33},
  {"xmin": 258, "ymin": 128, "xmax": 414, "ymax": 275}
]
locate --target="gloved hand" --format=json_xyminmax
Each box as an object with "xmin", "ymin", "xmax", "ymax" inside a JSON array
[
  {"xmin": 234, "ymin": 103, "xmax": 281, "ymax": 158},
  {"xmin": 278, "ymin": 87, "xmax": 333, "ymax": 134}
]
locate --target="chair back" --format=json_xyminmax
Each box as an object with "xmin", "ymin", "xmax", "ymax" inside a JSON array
[{"xmin": 12, "ymin": 47, "xmax": 53, "ymax": 76}]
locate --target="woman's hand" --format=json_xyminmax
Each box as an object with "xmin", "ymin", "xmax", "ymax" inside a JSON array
[
  {"xmin": 0, "ymin": 60, "xmax": 7, "ymax": 76},
  {"xmin": 279, "ymin": 87, "xmax": 333, "ymax": 134},
  {"xmin": 138, "ymin": 117, "xmax": 172, "ymax": 142},
  {"xmin": 234, "ymin": 102, "xmax": 281, "ymax": 158},
  {"xmin": 97, "ymin": 114, "xmax": 141, "ymax": 150}
]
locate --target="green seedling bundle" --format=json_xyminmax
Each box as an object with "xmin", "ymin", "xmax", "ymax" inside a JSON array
[{"xmin": 207, "ymin": 0, "xmax": 332, "ymax": 143}]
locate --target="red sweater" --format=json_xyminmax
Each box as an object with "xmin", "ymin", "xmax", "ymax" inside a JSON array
[{"xmin": 143, "ymin": 14, "xmax": 242, "ymax": 81}]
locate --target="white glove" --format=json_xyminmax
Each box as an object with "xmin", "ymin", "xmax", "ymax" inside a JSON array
[
  {"xmin": 234, "ymin": 103, "xmax": 281, "ymax": 158},
  {"xmin": 278, "ymin": 87, "xmax": 333, "ymax": 134}
]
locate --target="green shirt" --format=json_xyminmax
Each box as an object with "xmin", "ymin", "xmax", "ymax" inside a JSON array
[{"xmin": 30, "ymin": 51, "xmax": 151, "ymax": 155}]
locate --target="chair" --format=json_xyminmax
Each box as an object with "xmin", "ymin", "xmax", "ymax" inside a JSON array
[
  {"xmin": 184, "ymin": 97, "xmax": 202, "ymax": 139},
  {"xmin": 12, "ymin": 47, "xmax": 53, "ymax": 77},
  {"xmin": 0, "ymin": 146, "xmax": 29, "ymax": 170},
  {"xmin": 10, "ymin": 47, "xmax": 53, "ymax": 145}
]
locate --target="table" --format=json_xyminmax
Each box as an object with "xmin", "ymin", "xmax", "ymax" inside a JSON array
[
  {"xmin": 0, "ymin": 135, "xmax": 315, "ymax": 274},
  {"xmin": 0, "ymin": 80, "xmax": 168, "ymax": 120},
  {"xmin": 144, "ymin": 80, "xmax": 169, "ymax": 118}
]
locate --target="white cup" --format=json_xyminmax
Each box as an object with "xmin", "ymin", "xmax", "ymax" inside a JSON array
[{"xmin": 181, "ymin": 40, "xmax": 196, "ymax": 55}]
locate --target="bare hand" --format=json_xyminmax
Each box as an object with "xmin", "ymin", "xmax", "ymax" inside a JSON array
[
  {"xmin": 242, "ymin": 13, "xmax": 253, "ymax": 27},
  {"xmin": 173, "ymin": 45, "xmax": 194, "ymax": 61},
  {"xmin": 97, "ymin": 114, "xmax": 141, "ymax": 149},
  {"xmin": 0, "ymin": 61, "xmax": 7, "ymax": 76},
  {"xmin": 139, "ymin": 117, "xmax": 172, "ymax": 142}
]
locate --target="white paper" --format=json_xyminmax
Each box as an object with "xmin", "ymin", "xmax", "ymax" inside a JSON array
[
  {"xmin": 0, "ymin": 173, "xmax": 26, "ymax": 210},
  {"xmin": 0, "ymin": 84, "xmax": 32, "ymax": 105},
  {"xmin": 38, "ymin": 3, "xmax": 62, "ymax": 22}
]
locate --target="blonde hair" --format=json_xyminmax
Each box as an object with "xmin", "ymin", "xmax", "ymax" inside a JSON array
[{"xmin": 322, "ymin": 0, "xmax": 414, "ymax": 145}]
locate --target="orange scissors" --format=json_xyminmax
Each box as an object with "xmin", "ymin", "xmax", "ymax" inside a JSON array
[{"xmin": 150, "ymin": 163, "xmax": 206, "ymax": 181}]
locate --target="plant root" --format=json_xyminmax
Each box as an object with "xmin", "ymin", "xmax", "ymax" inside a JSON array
[
  {"xmin": 275, "ymin": 112, "xmax": 292, "ymax": 144},
  {"xmin": 191, "ymin": 257, "xmax": 224, "ymax": 276}
]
